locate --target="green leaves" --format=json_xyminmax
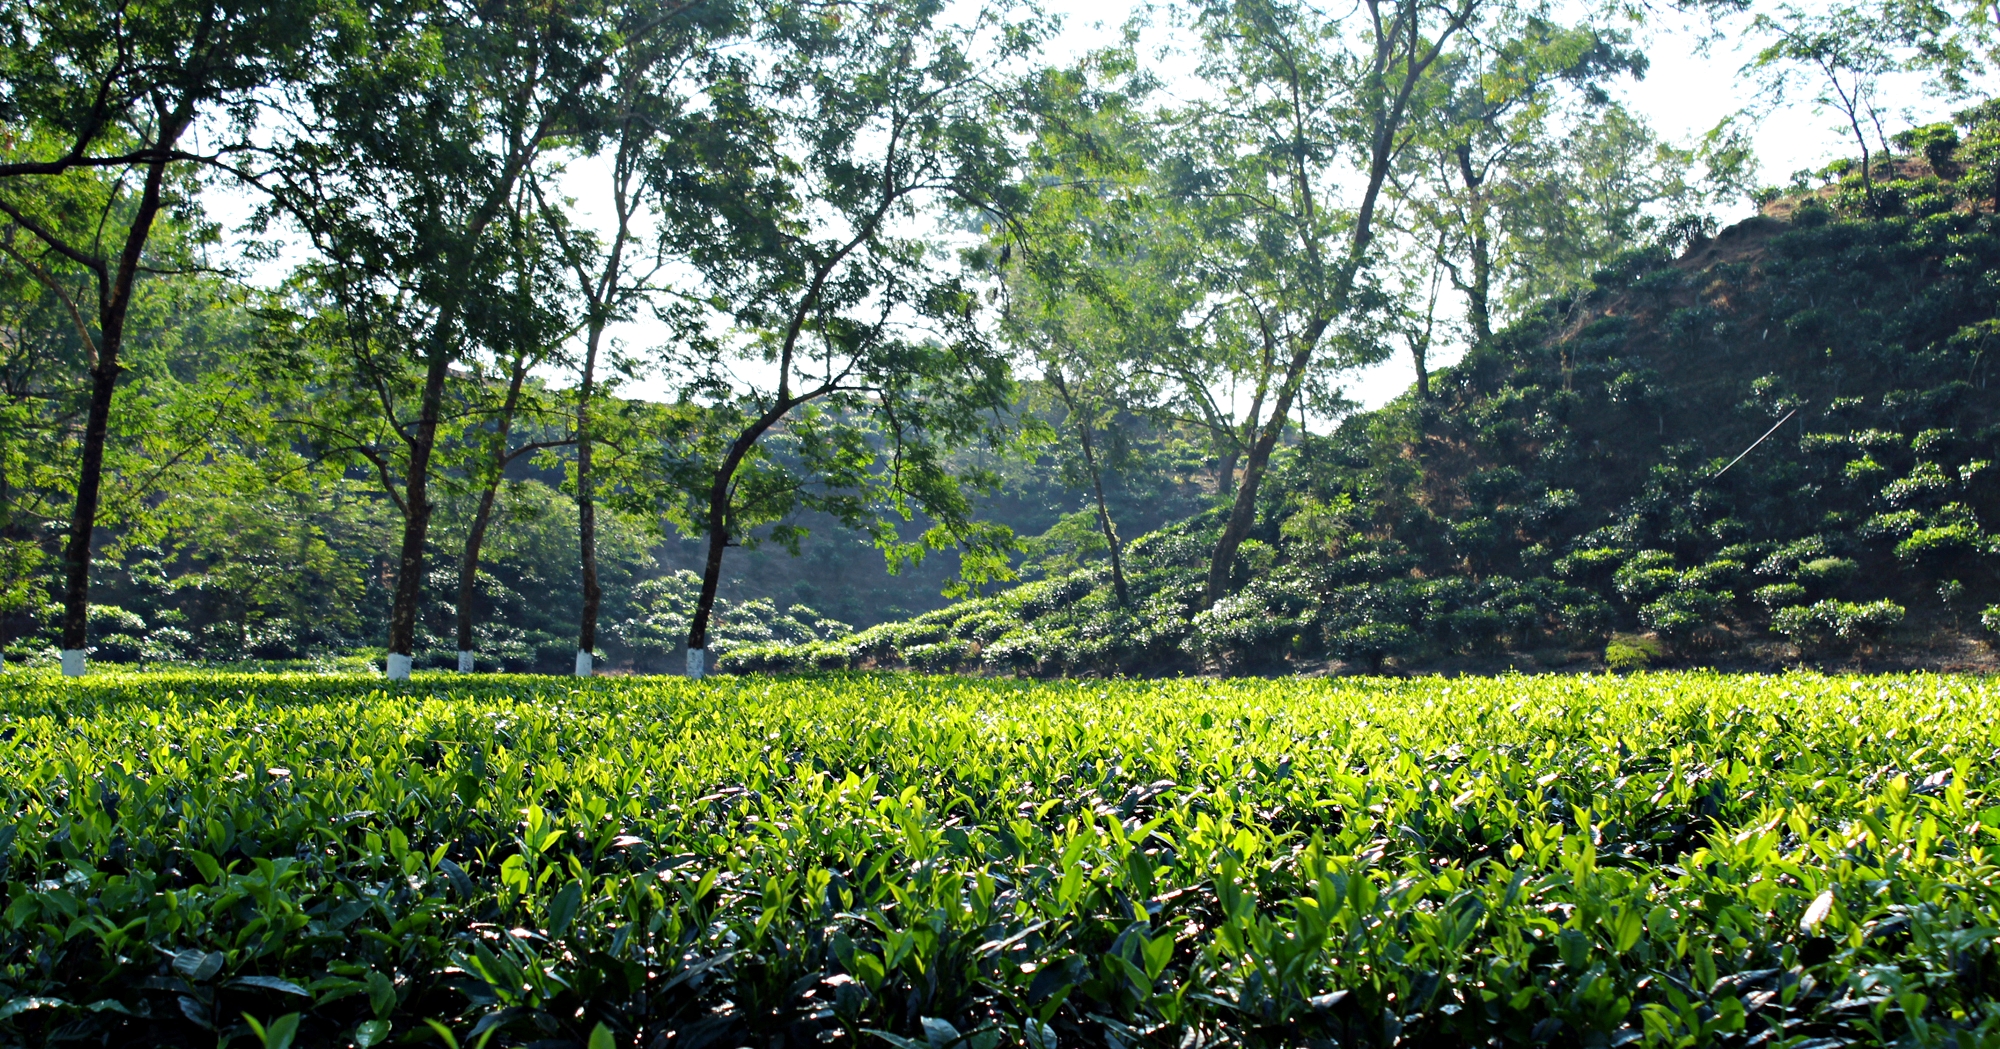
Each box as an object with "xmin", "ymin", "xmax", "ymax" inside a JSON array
[
  {"xmin": 546, "ymin": 881, "xmax": 583, "ymax": 939},
  {"xmin": 242, "ymin": 1011, "xmax": 300, "ymax": 1049},
  {"xmin": 1, "ymin": 670, "xmax": 1998, "ymax": 1046},
  {"xmin": 868, "ymin": 1015, "xmax": 1001, "ymax": 1049},
  {"xmin": 171, "ymin": 950, "xmax": 225, "ymax": 983}
]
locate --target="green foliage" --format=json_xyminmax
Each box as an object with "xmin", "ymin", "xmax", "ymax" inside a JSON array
[
  {"xmin": 1896, "ymin": 520, "xmax": 1989, "ymax": 566},
  {"xmin": 1753, "ymin": 583, "xmax": 1809, "ymax": 610},
  {"xmin": 1602, "ymin": 633, "xmax": 1660, "ymax": 671},
  {"xmin": 1792, "ymin": 557, "xmax": 1859, "ymax": 590},
  {"xmin": 12, "ymin": 0, "xmax": 2000, "ymax": 682},
  {"xmin": 3, "ymin": 671, "xmax": 1999, "ymax": 1047},
  {"xmin": 1638, "ymin": 589, "xmax": 1727, "ymax": 650},
  {"xmin": 1772, "ymin": 599, "xmax": 1906, "ymax": 653}
]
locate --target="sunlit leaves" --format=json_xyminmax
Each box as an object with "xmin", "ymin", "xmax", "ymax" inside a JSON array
[{"xmin": 1, "ymin": 670, "xmax": 1998, "ymax": 1045}]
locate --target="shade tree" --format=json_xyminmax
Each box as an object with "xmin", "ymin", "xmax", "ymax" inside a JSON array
[
  {"xmin": 651, "ymin": 0, "xmax": 1039, "ymax": 678},
  {"xmin": 529, "ymin": 0, "xmax": 739, "ymax": 676},
  {"xmin": 242, "ymin": 0, "xmax": 619, "ymax": 679},
  {"xmin": 0, "ymin": 0, "xmax": 324, "ymax": 674},
  {"xmin": 1390, "ymin": 13, "xmax": 1646, "ymax": 350},
  {"xmin": 1151, "ymin": 0, "xmax": 1486, "ymax": 609}
]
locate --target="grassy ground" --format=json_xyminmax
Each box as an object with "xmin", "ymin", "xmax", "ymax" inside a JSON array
[{"xmin": 1, "ymin": 670, "xmax": 1996, "ymax": 1047}]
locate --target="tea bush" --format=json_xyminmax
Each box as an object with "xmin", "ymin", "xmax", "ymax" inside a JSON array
[
  {"xmin": 2, "ymin": 671, "xmax": 1998, "ymax": 1048},
  {"xmin": 1772, "ymin": 600, "xmax": 1907, "ymax": 654}
]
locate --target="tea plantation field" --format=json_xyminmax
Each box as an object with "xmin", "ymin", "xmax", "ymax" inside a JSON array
[{"xmin": 1, "ymin": 672, "xmax": 1996, "ymax": 1048}]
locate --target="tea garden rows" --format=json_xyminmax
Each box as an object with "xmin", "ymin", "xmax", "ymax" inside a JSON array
[{"xmin": 1, "ymin": 670, "xmax": 1996, "ymax": 1047}]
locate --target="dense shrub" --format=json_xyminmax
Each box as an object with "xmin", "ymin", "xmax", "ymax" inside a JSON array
[
  {"xmin": 1792, "ymin": 557, "xmax": 1858, "ymax": 590},
  {"xmin": 1639, "ymin": 589, "xmax": 1728, "ymax": 649},
  {"xmin": 1186, "ymin": 595, "xmax": 1298, "ymax": 665},
  {"xmin": 1326, "ymin": 621, "xmax": 1417, "ymax": 671},
  {"xmin": 1613, "ymin": 550, "xmax": 1679, "ymax": 601},
  {"xmin": 1773, "ymin": 599, "xmax": 1906, "ymax": 653},
  {"xmin": 9, "ymin": 673, "xmax": 2000, "ymax": 1049},
  {"xmin": 1896, "ymin": 521, "xmax": 1987, "ymax": 565},
  {"xmin": 1752, "ymin": 583, "xmax": 1809, "ymax": 609}
]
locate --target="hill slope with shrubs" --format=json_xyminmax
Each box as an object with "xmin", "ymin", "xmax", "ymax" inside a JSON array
[{"xmin": 727, "ymin": 124, "xmax": 2000, "ymax": 676}]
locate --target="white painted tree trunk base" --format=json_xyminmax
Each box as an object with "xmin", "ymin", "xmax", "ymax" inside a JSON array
[
  {"xmin": 686, "ymin": 648, "xmax": 706, "ymax": 680},
  {"xmin": 60, "ymin": 649, "xmax": 86, "ymax": 677},
  {"xmin": 457, "ymin": 650, "xmax": 475, "ymax": 673},
  {"xmin": 386, "ymin": 653, "xmax": 412, "ymax": 681},
  {"xmin": 574, "ymin": 650, "xmax": 593, "ymax": 677}
]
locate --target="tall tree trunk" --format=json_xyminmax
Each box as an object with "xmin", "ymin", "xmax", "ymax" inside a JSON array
[
  {"xmin": 1202, "ymin": 352, "xmax": 1313, "ymax": 609},
  {"xmin": 1213, "ymin": 374, "xmax": 1267, "ymax": 501},
  {"xmin": 1050, "ymin": 371, "xmax": 1129, "ymax": 607},
  {"xmin": 557, "ymin": 119, "xmax": 637, "ymax": 679},
  {"xmin": 1412, "ymin": 341, "xmax": 1429, "ymax": 400},
  {"xmin": 1456, "ymin": 147, "xmax": 1492, "ymax": 346},
  {"xmin": 57, "ymin": 150, "xmax": 174, "ymax": 677},
  {"xmin": 58, "ymin": 368, "xmax": 117, "ymax": 675},
  {"xmin": 1466, "ymin": 237, "xmax": 1491, "ymax": 345},
  {"xmin": 1079, "ymin": 422, "xmax": 1130, "ymax": 609},
  {"xmin": 685, "ymin": 409, "xmax": 789, "ymax": 678},
  {"xmin": 574, "ymin": 320, "xmax": 603, "ymax": 677},
  {"xmin": 454, "ymin": 356, "xmax": 527, "ymax": 671},
  {"xmin": 686, "ymin": 497, "xmax": 728, "ymax": 681},
  {"xmin": 385, "ymin": 332, "xmax": 456, "ymax": 680},
  {"xmin": 1852, "ymin": 123, "xmax": 1874, "ymax": 211},
  {"xmin": 454, "ymin": 482, "xmax": 501, "ymax": 671}
]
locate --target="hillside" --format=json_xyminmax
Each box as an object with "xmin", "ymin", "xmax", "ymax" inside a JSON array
[{"xmin": 728, "ymin": 142, "xmax": 2000, "ymax": 675}]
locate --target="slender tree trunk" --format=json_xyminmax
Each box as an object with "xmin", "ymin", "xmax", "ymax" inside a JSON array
[
  {"xmin": 685, "ymin": 496, "xmax": 728, "ymax": 680},
  {"xmin": 1052, "ymin": 372, "xmax": 1129, "ymax": 607},
  {"xmin": 454, "ymin": 357, "xmax": 527, "ymax": 671},
  {"xmin": 1457, "ymin": 148, "xmax": 1492, "ymax": 346},
  {"xmin": 1466, "ymin": 232, "xmax": 1492, "ymax": 343},
  {"xmin": 57, "ymin": 151, "xmax": 174, "ymax": 676},
  {"xmin": 574, "ymin": 322, "xmax": 603, "ymax": 677},
  {"xmin": 1847, "ymin": 108, "xmax": 1874, "ymax": 211},
  {"xmin": 1412, "ymin": 341, "xmax": 1429, "ymax": 400},
  {"xmin": 1079, "ymin": 423, "xmax": 1130, "ymax": 608},
  {"xmin": 559, "ymin": 120, "xmax": 636, "ymax": 679},
  {"xmin": 1202, "ymin": 349, "xmax": 1313, "ymax": 608},
  {"xmin": 684, "ymin": 436, "xmax": 752, "ymax": 680},
  {"xmin": 685, "ymin": 410, "xmax": 790, "ymax": 678},
  {"xmin": 58, "ymin": 368, "xmax": 117, "ymax": 671},
  {"xmin": 454, "ymin": 482, "xmax": 501, "ymax": 669},
  {"xmin": 684, "ymin": 441, "xmax": 746, "ymax": 679},
  {"xmin": 1213, "ymin": 380, "xmax": 1266, "ymax": 500},
  {"xmin": 385, "ymin": 332, "xmax": 456, "ymax": 680}
]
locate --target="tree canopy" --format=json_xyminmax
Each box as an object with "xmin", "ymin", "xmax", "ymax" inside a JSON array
[{"xmin": 2, "ymin": 0, "xmax": 1995, "ymax": 678}]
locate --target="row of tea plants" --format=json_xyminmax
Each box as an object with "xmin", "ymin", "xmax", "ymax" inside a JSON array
[{"xmin": 2, "ymin": 671, "xmax": 1997, "ymax": 1047}]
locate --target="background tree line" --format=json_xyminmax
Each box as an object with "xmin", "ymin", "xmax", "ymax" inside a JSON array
[{"xmin": 0, "ymin": 0, "xmax": 1992, "ymax": 677}]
